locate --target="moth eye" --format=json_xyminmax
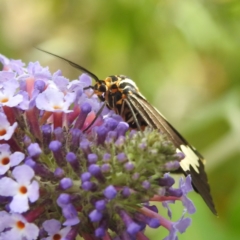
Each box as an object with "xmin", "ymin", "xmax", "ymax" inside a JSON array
[{"xmin": 99, "ymin": 85, "xmax": 106, "ymax": 92}]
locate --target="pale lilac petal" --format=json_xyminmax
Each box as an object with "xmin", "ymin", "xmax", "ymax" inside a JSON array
[
  {"xmin": 59, "ymin": 226, "xmax": 71, "ymax": 237},
  {"xmin": 2, "ymin": 94, "xmax": 23, "ymax": 107},
  {"xmin": 28, "ymin": 180, "xmax": 39, "ymax": 202},
  {"xmin": 0, "ymin": 54, "xmax": 10, "ymax": 65},
  {"xmin": 10, "ymin": 194, "xmax": 29, "ymax": 213},
  {"xmin": 0, "ymin": 143, "xmax": 10, "ymax": 152},
  {"xmin": 53, "ymin": 74, "xmax": 69, "ymax": 91},
  {"xmin": 11, "ymin": 212, "xmax": 26, "ymax": 225},
  {"xmin": 27, "ymin": 61, "xmax": 51, "ymax": 80},
  {"xmin": 0, "ymin": 211, "xmax": 10, "ymax": 231},
  {"xmin": 0, "ymin": 144, "xmax": 12, "ymax": 174},
  {"xmin": 43, "ymin": 219, "xmax": 61, "ymax": 234},
  {"xmin": 24, "ymin": 222, "xmax": 40, "ymax": 240},
  {"xmin": 18, "ymin": 91, "xmax": 30, "ymax": 110},
  {"xmin": 12, "ymin": 165, "xmax": 34, "ymax": 184},
  {"xmin": 0, "ymin": 112, "xmax": 10, "ymax": 126},
  {"xmin": 63, "ymin": 217, "xmax": 80, "ymax": 226},
  {"xmin": 181, "ymin": 196, "xmax": 196, "ymax": 214},
  {"xmin": 36, "ymin": 88, "xmax": 64, "ymax": 111},
  {"xmin": 35, "ymin": 91, "xmax": 55, "ymax": 111},
  {"xmin": 64, "ymin": 92, "xmax": 76, "ymax": 107},
  {"xmin": 2, "ymin": 78, "xmax": 19, "ymax": 92},
  {"xmin": 163, "ymin": 227, "xmax": 177, "ymax": 240},
  {"xmin": 0, "ymin": 177, "xmax": 18, "ymax": 196},
  {"xmin": 36, "ymin": 88, "xmax": 73, "ymax": 112},
  {"xmin": 10, "ymin": 151, "xmax": 25, "ymax": 167},
  {"xmin": 0, "ymin": 165, "xmax": 9, "ymax": 175},
  {"xmin": 0, "ymin": 71, "xmax": 15, "ymax": 82},
  {"xmin": 4, "ymin": 122, "xmax": 18, "ymax": 140},
  {"xmin": 0, "ymin": 113, "xmax": 18, "ymax": 141},
  {"xmin": 79, "ymin": 73, "xmax": 92, "ymax": 87},
  {"xmin": 0, "ymin": 80, "xmax": 23, "ymax": 107},
  {"xmin": 175, "ymin": 217, "xmax": 192, "ymax": 233},
  {"xmin": 0, "ymin": 230, "xmax": 17, "ymax": 240}
]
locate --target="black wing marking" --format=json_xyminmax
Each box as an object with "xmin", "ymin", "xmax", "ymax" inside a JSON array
[{"xmin": 125, "ymin": 92, "xmax": 217, "ymax": 215}]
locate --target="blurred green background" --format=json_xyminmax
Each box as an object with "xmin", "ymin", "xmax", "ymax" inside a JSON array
[{"xmin": 0, "ymin": 0, "xmax": 240, "ymax": 239}]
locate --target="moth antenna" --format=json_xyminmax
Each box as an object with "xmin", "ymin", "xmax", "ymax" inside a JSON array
[{"xmin": 35, "ymin": 47, "xmax": 100, "ymax": 82}]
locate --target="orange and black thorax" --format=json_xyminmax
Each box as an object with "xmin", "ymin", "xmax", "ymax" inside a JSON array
[{"xmin": 93, "ymin": 75, "xmax": 147, "ymax": 129}]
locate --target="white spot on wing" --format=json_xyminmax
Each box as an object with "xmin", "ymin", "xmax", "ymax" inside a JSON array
[{"xmin": 177, "ymin": 145, "xmax": 200, "ymax": 173}]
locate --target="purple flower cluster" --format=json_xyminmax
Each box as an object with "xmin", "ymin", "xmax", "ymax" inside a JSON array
[{"xmin": 0, "ymin": 54, "xmax": 196, "ymax": 240}]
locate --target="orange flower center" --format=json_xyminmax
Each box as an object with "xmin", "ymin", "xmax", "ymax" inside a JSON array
[
  {"xmin": 0, "ymin": 129, "xmax": 7, "ymax": 136},
  {"xmin": 0, "ymin": 98, "xmax": 9, "ymax": 103},
  {"xmin": 1, "ymin": 157, "xmax": 10, "ymax": 165},
  {"xmin": 53, "ymin": 105, "xmax": 62, "ymax": 110},
  {"xmin": 53, "ymin": 234, "xmax": 62, "ymax": 240},
  {"xmin": 19, "ymin": 186, "xmax": 28, "ymax": 194},
  {"xmin": 16, "ymin": 221, "xmax": 25, "ymax": 229}
]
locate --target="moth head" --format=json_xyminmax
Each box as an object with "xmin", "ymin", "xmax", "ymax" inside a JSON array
[{"xmin": 93, "ymin": 80, "xmax": 108, "ymax": 96}]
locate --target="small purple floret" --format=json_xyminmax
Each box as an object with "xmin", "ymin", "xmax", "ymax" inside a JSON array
[
  {"xmin": 132, "ymin": 173, "xmax": 140, "ymax": 180},
  {"xmin": 81, "ymin": 102, "xmax": 92, "ymax": 114},
  {"xmin": 148, "ymin": 218, "xmax": 161, "ymax": 228},
  {"xmin": 49, "ymin": 140, "xmax": 62, "ymax": 151},
  {"xmin": 88, "ymin": 164, "xmax": 101, "ymax": 177},
  {"xmin": 124, "ymin": 162, "xmax": 134, "ymax": 171},
  {"xmin": 88, "ymin": 153, "xmax": 98, "ymax": 164},
  {"xmin": 79, "ymin": 139, "xmax": 91, "ymax": 154},
  {"xmin": 60, "ymin": 178, "xmax": 73, "ymax": 190},
  {"xmin": 102, "ymin": 153, "xmax": 111, "ymax": 162},
  {"xmin": 116, "ymin": 122, "xmax": 129, "ymax": 136},
  {"xmin": 122, "ymin": 187, "xmax": 131, "ymax": 197},
  {"xmin": 34, "ymin": 80, "xmax": 45, "ymax": 91},
  {"xmin": 27, "ymin": 143, "xmax": 42, "ymax": 157},
  {"xmin": 57, "ymin": 193, "xmax": 71, "ymax": 207},
  {"xmin": 62, "ymin": 204, "xmax": 80, "ymax": 226},
  {"xmin": 174, "ymin": 217, "xmax": 192, "ymax": 233},
  {"xmin": 54, "ymin": 167, "xmax": 65, "ymax": 178},
  {"xmin": 66, "ymin": 152, "xmax": 77, "ymax": 163},
  {"xmin": 175, "ymin": 152, "xmax": 185, "ymax": 161},
  {"xmin": 97, "ymin": 126, "xmax": 108, "ymax": 144},
  {"xmin": 115, "ymin": 136, "xmax": 125, "ymax": 147},
  {"xmin": 95, "ymin": 227, "xmax": 105, "ymax": 237},
  {"xmin": 142, "ymin": 180, "xmax": 151, "ymax": 189},
  {"xmin": 104, "ymin": 185, "xmax": 117, "ymax": 199},
  {"xmin": 23, "ymin": 135, "xmax": 31, "ymax": 147},
  {"xmin": 180, "ymin": 175, "xmax": 196, "ymax": 214},
  {"xmin": 101, "ymin": 163, "xmax": 110, "ymax": 173},
  {"xmin": 89, "ymin": 209, "xmax": 103, "ymax": 222},
  {"xmin": 127, "ymin": 222, "xmax": 141, "ymax": 236},
  {"xmin": 159, "ymin": 173, "xmax": 175, "ymax": 187},
  {"xmin": 164, "ymin": 161, "xmax": 180, "ymax": 170},
  {"xmin": 54, "ymin": 127, "xmax": 64, "ymax": 142},
  {"xmin": 117, "ymin": 153, "xmax": 127, "ymax": 163},
  {"xmin": 105, "ymin": 131, "xmax": 118, "ymax": 144},
  {"xmin": 138, "ymin": 142, "xmax": 147, "ymax": 149},
  {"xmin": 104, "ymin": 118, "xmax": 118, "ymax": 130},
  {"xmin": 82, "ymin": 181, "xmax": 97, "ymax": 191},
  {"xmin": 167, "ymin": 188, "xmax": 183, "ymax": 197},
  {"xmin": 95, "ymin": 200, "xmax": 106, "ymax": 211},
  {"xmin": 146, "ymin": 205, "xmax": 158, "ymax": 213},
  {"xmin": 81, "ymin": 172, "xmax": 92, "ymax": 182}
]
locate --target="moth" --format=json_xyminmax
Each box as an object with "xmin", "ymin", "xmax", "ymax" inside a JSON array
[{"xmin": 37, "ymin": 48, "xmax": 217, "ymax": 215}]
